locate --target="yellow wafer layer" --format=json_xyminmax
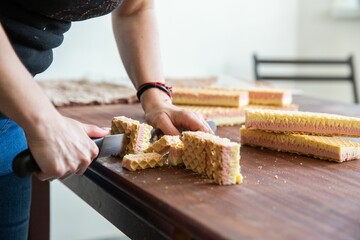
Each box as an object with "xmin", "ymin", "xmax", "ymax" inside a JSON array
[
  {"xmin": 182, "ymin": 131, "xmax": 242, "ymax": 185},
  {"xmin": 240, "ymin": 127, "xmax": 360, "ymax": 162},
  {"xmin": 245, "ymin": 109, "xmax": 360, "ymax": 137},
  {"xmin": 172, "ymin": 87, "xmax": 249, "ymax": 107},
  {"xmin": 122, "ymin": 153, "xmax": 164, "ymax": 171}
]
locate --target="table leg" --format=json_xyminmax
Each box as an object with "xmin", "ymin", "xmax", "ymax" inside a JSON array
[{"xmin": 29, "ymin": 176, "xmax": 50, "ymax": 240}]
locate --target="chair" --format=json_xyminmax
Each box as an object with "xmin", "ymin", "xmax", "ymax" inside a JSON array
[{"xmin": 253, "ymin": 54, "xmax": 358, "ymax": 103}]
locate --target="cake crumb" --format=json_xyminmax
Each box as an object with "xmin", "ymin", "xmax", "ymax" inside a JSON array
[
  {"xmin": 300, "ymin": 163, "xmax": 303, "ymax": 165},
  {"xmin": 165, "ymin": 186, "xmax": 168, "ymax": 189},
  {"xmin": 157, "ymin": 177, "xmax": 161, "ymax": 181},
  {"xmin": 258, "ymin": 166, "xmax": 263, "ymax": 169},
  {"xmin": 274, "ymin": 175, "xmax": 279, "ymax": 179}
]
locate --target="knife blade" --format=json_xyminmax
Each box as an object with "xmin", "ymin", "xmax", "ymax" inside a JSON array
[{"xmin": 12, "ymin": 120, "xmax": 217, "ymax": 178}]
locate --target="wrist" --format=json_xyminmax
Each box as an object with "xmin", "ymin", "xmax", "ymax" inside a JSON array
[
  {"xmin": 137, "ymin": 82, "xmax": 172, "ymax": 101},
  {"xmin": 140, "ymin": 87, "xmax": 172, "ymax": 113},
  {"xmin": 23, "ymin": 108, "xmax": 62, "ymax": 138}
]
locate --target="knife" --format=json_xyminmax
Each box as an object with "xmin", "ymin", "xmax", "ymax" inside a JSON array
[{"xmin": 12, "ymin": 120, "xmax": 217, "ymax": 178}]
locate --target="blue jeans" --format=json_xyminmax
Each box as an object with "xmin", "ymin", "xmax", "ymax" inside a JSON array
[{"xmin": 0, "ymin": 114, "xmax": 31, "ymax": 240}]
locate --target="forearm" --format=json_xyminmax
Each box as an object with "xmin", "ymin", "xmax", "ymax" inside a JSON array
[
  {"xmin": 0, "ymin": 24, "xmax": 59, "ymax": 134},
  {"xmin": 112, "ymin": 0, "xmax": 170, "ymax": 112}
]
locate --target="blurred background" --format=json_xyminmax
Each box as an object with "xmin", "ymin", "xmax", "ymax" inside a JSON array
[{"xmin": 39, "ymin": 0, "xmax": 360, "ymax": 239}]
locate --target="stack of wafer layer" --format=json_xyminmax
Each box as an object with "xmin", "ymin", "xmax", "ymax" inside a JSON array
[
  {"xmin": 172, "ymin": 86, "xmax": 297, "ymax": 126},
  {"xmin": 182, "ymin": 131, "xmax": 243, "ymax": 185},
  {"xmin": 241, "ymin": 109, "xmax": 360, "ymax": 162}
]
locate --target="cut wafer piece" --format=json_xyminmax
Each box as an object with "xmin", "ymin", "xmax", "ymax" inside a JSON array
[
  {"xmin": 128, "ymin": 123, "xmax": 153, "ymax": 154},
  {"xmin": 245, "ymin": 109, "xmax": 360, "ymax": 137},
  {"xmin": 144, "ymin": 135, "xmax": 182, "ymax": 155},
  {"xmin": 172, "ymin": 87, "xmax": 249, "ymax": 107},
  {"xmin": 182, "ymin": 131, "xmax": 243, "ymax": 185},
  {"xmin": 240, "ymin": 127, "xmax": 360, "ymax": 162},
  {"xmin": 122, "ymin": 153, "xmax": 164, "ymax": 171},
  {"xmin": 111, "ymin": 116, "xmax": 140, "ymax": 134},
  {"xmin": 111, "ymin": 116, "xmax": 153, "ymax": 155},
  {"xmin": 168, "ymin": 142, "xmax": 184, "ymax": 166}
]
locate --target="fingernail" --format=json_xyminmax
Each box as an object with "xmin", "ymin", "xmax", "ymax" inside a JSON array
[{"xmin": 101, "ymin": 127, "xmax": 111, "ymax": 131}]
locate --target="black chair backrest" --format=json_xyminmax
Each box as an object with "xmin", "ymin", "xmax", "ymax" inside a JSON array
[{"xmin": 253, "ymin": 54, "xmax": 358, "ymax": 103}]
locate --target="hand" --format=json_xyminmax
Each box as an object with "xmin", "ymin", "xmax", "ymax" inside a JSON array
[
  {"xmin": 25, "ymin": 114, "xmax": 109, "ymax": 181},
  {"xmin": 141, "ymin": 88, "xmax": 214, "ymax": 135}
]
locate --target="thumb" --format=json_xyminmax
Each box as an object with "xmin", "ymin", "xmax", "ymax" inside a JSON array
[{"xmin": 83, "ymin": 124, "xmax": 110, "ymax": 138}]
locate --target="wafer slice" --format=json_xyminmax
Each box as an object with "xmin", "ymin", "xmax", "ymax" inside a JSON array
[
  {"xmin": 240, "ymin": 127, "xmax": 360, "ymax": 162},
  {"xmin": 168, "ymin": 142, "xmax": 184, "ymax": 166},
  {"xmin": 122, "ymin": 153, "xmax": 164, "ymax": 171},
  {"xmin": 172, "ymin": 87, "xmax": 249, "ymax": 107},
  {"xmin": 245, "ymin": 109, "xmax": 360, "ymax": 137},
  {"xmin": 111, "ymin": 116, "xmax": 140, "ymax": 134},
  {"xmin": 111, "ymin": 116, "xmax": 153, "ymax": 154},
  {"xmin": 248, "ymin": 89, "xmax": 292, "ymax": 106},
  {"xmin": 208, "ymin": 87, "xmax": 292, "ymax": 106},
  {"xmin": 179, "ymin": 104, "xmax": 298, "ymax": 126},
  {"xmin": 145, "ymin": 135, "xmax": 182, "ymax": 154},
  {"xmin": 127, "ymin": 123, "xmax": 153, "ymax": 154},
  {"xmin": 182, "ymin": 131, "xmax": 243, "ymax": 185},
  {"xmin": 179, "ymin": 105, "xmax": 246, "ymax": 126}
]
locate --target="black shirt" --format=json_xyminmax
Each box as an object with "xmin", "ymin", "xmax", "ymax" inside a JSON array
[{"xmin": 0, "ymin": 0, "xmax": 123, "ymax": 75}]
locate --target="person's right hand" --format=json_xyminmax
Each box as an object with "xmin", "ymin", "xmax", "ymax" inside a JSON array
[{"xmin": 25, "ymin": 114, "xmax": 109, "ymax": 181}]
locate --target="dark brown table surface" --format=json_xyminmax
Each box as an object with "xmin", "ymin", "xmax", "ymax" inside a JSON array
[{"xmin": 59, "ymin": 95, "xmax": 360, "ymax": 240}]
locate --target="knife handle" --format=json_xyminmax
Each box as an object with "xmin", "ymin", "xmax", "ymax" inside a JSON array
[
  {"xmin": 12, "ymin": 149, "xmax": 40, "ymax": 178},
  {"xmin": 12, "ymin": 138, "xmax": 104, "ymax": 178}
]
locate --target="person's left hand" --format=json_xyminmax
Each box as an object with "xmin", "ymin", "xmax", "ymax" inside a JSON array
[{"xmin": 140, "ymin": 89, "xmax": 214, "ymax": 135}]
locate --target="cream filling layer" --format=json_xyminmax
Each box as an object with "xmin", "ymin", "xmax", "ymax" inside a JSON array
[{"xmin": 245, "ymin": 121, "xmax": 360, "ymax": 137}]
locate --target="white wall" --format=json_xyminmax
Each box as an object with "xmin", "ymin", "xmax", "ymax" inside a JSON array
[
  {"xmin": 41, "ymin": 1, "xmax": 299, "ymax": 239},
  {"xmin": 296, "ymin": 0, "xmax": 360, "ymax": 103},
  {"xmin": 37, "ymin": 0, "xmax": 298, "ymax": 82}
]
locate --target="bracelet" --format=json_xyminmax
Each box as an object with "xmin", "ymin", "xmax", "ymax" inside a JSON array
[{"xmin": 136, "ymin": 82, "xmax": 173, "ymax": 101}]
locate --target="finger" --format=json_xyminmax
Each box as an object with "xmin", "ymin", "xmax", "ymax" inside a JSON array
[
  {"xmin": 58, "ymin": 171, "xmax": 73, "ymax": 180},
  {"xmin": 156, "ymin": 113, "xmax": 181, "ymax": 135},
  {"xmin": 34, "ymin": 171, "xmax": 58, "ymax": 182},
  {"xmin": 83, "ymin": 124, "xmax": 110, "ymax": 138},
  {"xmin": 76, "ymin": 162, "xmax": 90, "ymax": 175},
  {"xmin": 180, "ymin": 111, "xmax": 210, "ymax": 133},
  {"xmin": 198, "ymin": 115, "xmax": 214, "ymax": 134}
]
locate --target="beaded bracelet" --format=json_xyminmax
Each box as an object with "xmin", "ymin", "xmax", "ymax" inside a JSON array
[{"xmin": 136, "ymin": 82, "xmax": 173, "ymax": 101}]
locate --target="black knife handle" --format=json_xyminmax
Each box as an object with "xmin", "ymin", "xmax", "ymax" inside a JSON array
[
  {"xmin": 12, "ymin": 149, "xmax": 40, "ymax": 178},
  {"xmin": 12, "ymin": 138, "xmax": 104, "ymax": 178}
]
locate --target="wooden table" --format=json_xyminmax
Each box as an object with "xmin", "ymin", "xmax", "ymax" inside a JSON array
[{"xmin": 57, "ymin": 96, "xmax": 360, "ymax": 240}]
